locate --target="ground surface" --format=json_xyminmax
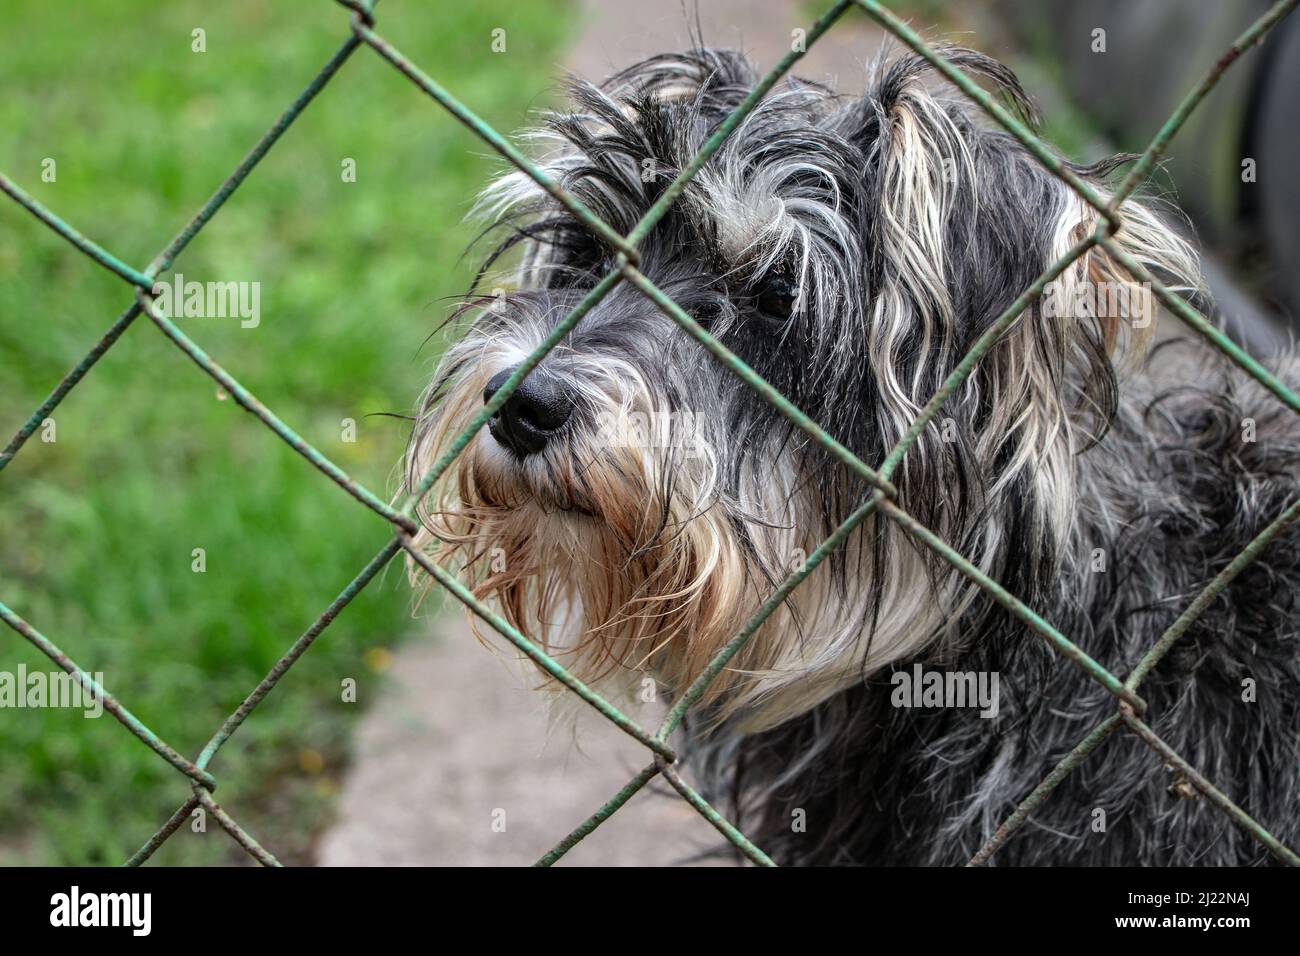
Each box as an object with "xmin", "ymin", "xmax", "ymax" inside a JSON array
[{"xmin": 316, "ymin": 619, "xmax": 736, "ymax": 866}]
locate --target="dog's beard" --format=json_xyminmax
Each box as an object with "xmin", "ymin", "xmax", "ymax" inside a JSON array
[{"xmin": 406, "ymin": 331, "xmax": 959, "ymax": 733}]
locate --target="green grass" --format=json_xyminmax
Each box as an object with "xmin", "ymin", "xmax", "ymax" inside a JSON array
[{"xmin": 0, "ymin": 0, "xmax": 576, "ymax": 865}]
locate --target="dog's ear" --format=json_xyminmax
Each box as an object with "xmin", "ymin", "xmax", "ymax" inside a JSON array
[
  {"xmin": 840, "ymin": 46, "xmax": 1037, "ymax": 302},
  {"xmin": 828, "ymin": 48, "xmax": 1054, "ymax": 531},
  {"xmin": 833, "ymin": 47, "xmax": 1203, "ymax": 607},
  {"xmin": 837, "ymin": 45, "xmax": 1200, "ymax": 402}
]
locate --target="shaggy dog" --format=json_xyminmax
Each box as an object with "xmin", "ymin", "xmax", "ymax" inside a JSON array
[{"xmin": 405, "ymin": 46, "xmax": 1299, "ymax": 865}]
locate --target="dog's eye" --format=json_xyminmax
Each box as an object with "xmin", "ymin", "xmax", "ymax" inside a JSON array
[
  {"xmin": 545, "ymin": 229, "xmax": 607, "ymax": 288},
  {"xmin": 694, "ymin": 300, "xmax": 723, "ymax": 328},
  {"xmin": 754, "ymin": 275, "xmax": 797, "ymax": 322}
]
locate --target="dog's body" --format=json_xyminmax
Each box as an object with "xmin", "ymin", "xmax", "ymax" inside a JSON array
[
  {"xmin": 698, "ymin": 344, "xmax": 1300, "ymax": 865},
  {"xmin": 407, "ymin": 47, "xmax": 1300, "ymax": 865}
]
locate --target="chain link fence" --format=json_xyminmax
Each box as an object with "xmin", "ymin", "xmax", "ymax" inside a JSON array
[{"xmin": 2, "ymin": 0, "xmax": 1298, "ymax": 867}]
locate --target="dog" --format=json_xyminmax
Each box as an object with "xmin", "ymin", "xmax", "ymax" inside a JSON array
[{"xmin": 404, "ymin": 45, "xmax": 1300, "ymax": 866}]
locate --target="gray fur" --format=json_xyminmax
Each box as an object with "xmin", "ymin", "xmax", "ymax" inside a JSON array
[{"xmin": 407, "ymin": 46, "xmax": 1300, "ymax": 866}]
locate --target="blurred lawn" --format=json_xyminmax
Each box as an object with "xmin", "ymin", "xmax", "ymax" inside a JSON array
[{"xmin": 0, "ymin": 0, "xmax": 575, "ymax": 864}]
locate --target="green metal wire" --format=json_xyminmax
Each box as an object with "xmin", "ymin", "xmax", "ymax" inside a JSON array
[
  {"xmin": 0, "ymin": 174, "xmax": 154, "ymax": 289},
  {"xmin": 966, "ymin": 714, "xmax": 1124, "ymax": 867},
  {"xmin": 401, "ymin": 538, "xmax": 675, "ymax": 759},
  {"xmin": 877, "ymin": 231, "xmax": 1101, "ymax": 480},
  {"xmin": 350, "ymin": 20, "xmax": 641, "ymax": 266},
  {"xmin": 849, "ymin": 0, "xmax": 1116, "ymax": 226},
  {"xmin": 130, "ymin": 540, "xmax": 406, "ymax": 867},
  {"xmin": 1102, "ymin": 239, "xmax": 1300, "ymax": 415},
  {"xmin": 1, "ymin": 0, "xmax": 1297, "ymax": 868},
  {"xmin": 880, "ymin": 499, "xmax": 1146, "ymax": 711},
  {"xmin": 624, "ymin": 0, "xmax": 855, "ymax": 250},
  {"xmin": 195, "ymin": 540, "xmax": 406, "ymax": 772},
  {"xmin": 0, "ymin": 302, "xmax": 141, "ymax": 472},
  {"xmin": 658, "ymin": 493, "xmax": 885, "ymax": 741},
  {"xmin": 2, "ymin": 24, "xmax": 371, "ymax": 474},
  {"xmin": 534, "ymin": 763, "xmax": 661, "ymax": 867},
  {"xmin": 1126, "ymin": 496, "xmax": 1300, "ymax": 691},
  {"xmin": 621, "ymin": 262, "xmax": 897, "ymax": 498},
  {"xmin": 195, "ymin": 788, "xmax": 283, "ymax": 868},
  {"xmin": 657, "ymin": 758, "xmax": 776, "ymax": 867},
  {"xmin": 135, "ymin": 291, "xmax": 415, "ymax": 530},
  {"xmin": 0, "ymin": 601, "xmax": 216, "ymax": 790},
  {"xmin": 967, "ymin": 497, "xmax": 1300, "ymax": 865},
  {"xmin": 1110, "ymin": 0, "xmax": 1300, "ymax": 210},
  {"xmin": 1121, "ymin": 707, "xmax": 1300, "ymax": 866},
  {"xmin": 125, "ymin": 796, "xmax": 201, "ymax": 869},
  {"xmin": 402, "ymin": 270, "xmax": 625, "ymax": 510}
]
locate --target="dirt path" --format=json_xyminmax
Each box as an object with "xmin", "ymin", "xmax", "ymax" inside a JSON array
[
  {"xmin": 316, "ymin": 0, "xmax": 885, "ymax": 867},
  {"xmin": 315, "ymin": 615, "xmax": 736, "ymax": 865}
]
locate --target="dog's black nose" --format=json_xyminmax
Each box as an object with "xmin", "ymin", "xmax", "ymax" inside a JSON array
[{"xmin": 483, "ymin": 366, "xmax": 573, "ymax": 456}]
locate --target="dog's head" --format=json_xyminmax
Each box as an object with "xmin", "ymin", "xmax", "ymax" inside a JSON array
[{"xmin": 405, "ymin": 47, "xmax": 1199, "ymax": 731}]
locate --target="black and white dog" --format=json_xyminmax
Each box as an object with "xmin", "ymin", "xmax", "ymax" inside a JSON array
[{"xmin": 405, "ymin": 46, "xmax": 1299, "ymax": 865}]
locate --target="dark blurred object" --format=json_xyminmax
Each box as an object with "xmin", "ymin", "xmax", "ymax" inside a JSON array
[{"xmin": 1003, "ymin": 0, "xmax": 1299, "ymax": 341}]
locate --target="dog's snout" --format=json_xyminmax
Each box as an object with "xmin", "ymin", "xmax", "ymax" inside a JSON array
[{"xmin": 483, "ymin": 366, "xmax": 573, "ymax": 456}]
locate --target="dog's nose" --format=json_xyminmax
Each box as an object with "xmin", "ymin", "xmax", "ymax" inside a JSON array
[{"xmin": 483, "ymin": 366, "xmax": 573, "ymax": 456}]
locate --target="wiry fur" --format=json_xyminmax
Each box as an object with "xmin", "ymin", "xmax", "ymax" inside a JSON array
[{"xmin": 405, "ymin": 46, "xmax": 1300, "ymax": 865}]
